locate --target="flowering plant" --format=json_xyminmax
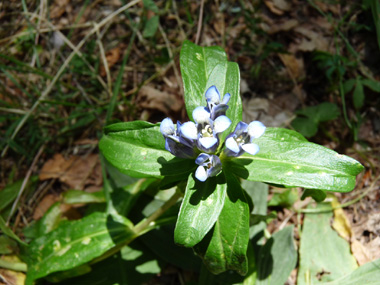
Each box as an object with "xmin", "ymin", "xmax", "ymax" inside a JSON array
[{"xmin": 99, "ymin": 41, "xmax": 363, "ymax": 276}]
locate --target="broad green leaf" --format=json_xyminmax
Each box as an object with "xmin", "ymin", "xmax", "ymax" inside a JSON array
[
  {"xmin": 361, "ymin": 78, "xmax": 380, "ymax": 92},
  {"xmin": 227, "ymin": 127, "xmax": 363, "ymax": 192},
  {"xmin": 180, "ymin": 40, "xmax": 227, "ymax": 120},
  {"xmin": 24, "ymin": 212, "xmax": 135, "ymax": 284},
  {"xmin": 353, "ymin": 79, "xmax": 364, "ymax": 109},
  {"xmin": 100, "ymin": 121, "xmax": 194, "ymax": 178},
  {"xmin": 63, "ymin": 190, "xmax": 105, "ymax": 204},
  {"xmin": 174, "ymin": 174, "xmax": 227, "ymax": 247},
  {"xmin": 256, "ymin": 226, "xmax": 297, "ymax": 285},
  {"xmin": 206, "ymin": 61, "xmax": 242, "ymax": 141},
  {"xmin": 325, "ymin": 258, "xmax": 380, "ymax": 285},
  {"xmin": 194, "ymin": 172, "xmax": 250, "ymax": 276},
  {"xmin": 143, "ymin": 15, "xmax": 159, "ymax": 38},
  {"xmin": 297, "ymin": 203, "xmax": 357, "ymax": 284},
  {"xmin": 301, "ymin": 189, "xmax": 327, "ymax": 202},
  {"xmin": 37, "ymin": 203, "xmax": 63, "ymax": 236}
]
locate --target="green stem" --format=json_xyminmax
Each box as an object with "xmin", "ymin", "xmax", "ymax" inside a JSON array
[
  {"xmin": 134, "ymin": 189, "xmax": 183, "ymax": 234},
  {"xmin": 296, "ymin": 175, "xmax": 380, "ymax": 214}
]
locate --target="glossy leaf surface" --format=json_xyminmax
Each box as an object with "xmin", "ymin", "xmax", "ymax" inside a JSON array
[
  {"xmin": 227, "ymin": 128, "xmax": 363, "ymax": 191},
  {"xmin": 194, "ymin": 172, "xmax": 250, "ymax": 275},
  {"xmin": 174, "ymin": 174, "xmax": 227, "ymax": 247},
  {"xmin": 100, "ymin": 121, "xmax": 194, "ymax": 178},
  {"xmin": 24, "ymin": 212, "xmax": 135, "ymax": 284},
  {"xmin": 180, "ymin": 40, "xmax": 227, "ymax": 120}
]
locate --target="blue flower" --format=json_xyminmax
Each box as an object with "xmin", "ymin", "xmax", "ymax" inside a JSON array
[
  {"xmin": 205, "ymin": 85, "xmax": 231, "ymax": 120},
  {"xmin": 185, "ymin": 106, "xmax": 231, "ymax": 153},
  {"xmin": 160, "ymin": 118, "xmax": 197, "ymax": 158},
  {"xmin": 195, "ymin": 153, "xmax": 222, "ymax": 182},
  {"xmin": 225, "ymin": 121, "xmax": 266, "ymax": 157}
]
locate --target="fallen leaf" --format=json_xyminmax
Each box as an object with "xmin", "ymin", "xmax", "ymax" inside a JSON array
[
  {"xmin": 39, "ymin": 153, "xmax": 101, "ymax": 190},
  {"xmin": 264, "ymin": 0, "xmax": 285, "ymax": 15},
  {"xmin": 33, "ymin": 194, "xmax": 59, "ymax": 220},
  {"xmin": 278, "ymin": 53, "xmax": 303, "ymax": 79},
  {"xmin": 331, "ymin": 195, "xmax": 352, "ymax": 240},
  {"xmin": 138, "ymin": 85, "xmax": 183, "ymax": 115},
  {"xmin": 100, "ymin": 46, "xmax": 121, "ymax": 77},
  {"xmin": 351, "ymin": 239, "xmax": 372, "ymax": 266}
]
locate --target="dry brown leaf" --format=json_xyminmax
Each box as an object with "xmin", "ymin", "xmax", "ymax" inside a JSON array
[
  {"xmin": 366, "ymin": 213, "xmax": 380, "ymax": 235},
  {"xmin": 39, "ymin": 153, "xmax": 101, "ymax": 190},
  {"xmin": 265, "ymin": 19, "xmax": 299, "ymax": 34},
  {"xmin": 264, "ymin": 0, "xmax": 285, "ymax": 15},
  {"xmin": 33, "ymin": 194, "xmax": 59, "ymax": 220},
  {"xmin": 351, "ymin": 239, "xmax": 373, "ymax": 266},
  {"xmin": 331, "ymin": 196, "xmax": 352, "ymax": 240},
  {"xmin": 0, "ymin": 268, "xmax": 25, "ymax": 285},
  {"xmin": 50, "ymin": 0, "xmax": 70, "ymax": 19},
  {"xmin": 138, "ymin": 85, "xmax": 182, "ymax": 114},
  {"xmin": 100, "ymin": 46, "xmax": 121, "ymax": 77},
  {"xmin": 278, "ymin": 53, "xmax": 303, "ymax": 79}
]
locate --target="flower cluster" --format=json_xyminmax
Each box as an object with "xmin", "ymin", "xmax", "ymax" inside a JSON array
[{"xmin": 160, "ymin": 86, "xmax": 266, "ymax": 182}]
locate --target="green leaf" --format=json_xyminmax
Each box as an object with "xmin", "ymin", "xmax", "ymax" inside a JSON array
[
  {"xmin": 343, "ymin": 79, "xmax": 356, "ymax": 94},
  {"xmin": 361, "ymin": 78, "xmax": 380, "ymax": 92},
  {"xmin": 268, "ymin": 189, "xmax": 298, "ymax": 208},
  {"xmin": 353, "ymin": 79, "xmax": 364, "ymax": 109},
  {"xmin": 100, "ymin": 121, "xmax": 194, "ymax": 178},
  {"xmin": 325, "ymin": 258, "xmax": 380, "ymax": 285},
  {"xmin": 63, "ymin": 190, "xmax": 105, "ymax": 204},
  {"xmin": 0, "ymin": 235, "xmax": 18, "ymax": 254},
  {"xmin": 256, "ymin": 226, "xmax": 297, "ymax": 285},
  {"xmin": 143, "ymin": 15, "xmax": 159, "ymax": 38},
  {"xmin": 194, "ymin": 172, "xmax": 250, "ymax": 275},
  {"xmin": 291, "ymin": 117, "xmax": 318, "ymax": 137},
  {"xmin": 180, "ymin": 40, "xmax": 227, "ymax": 120},
  {"xmin": 0, "ymin": 176, "xmax": 37, "ymax": 212},
  {"xmin": 143, "ymin": 0, "xmax": 159, "ymax": 13},
  {"xmin": 301, "ymin": 189, "xmax": 327, "ymax": 202},
  {"xmin": 0, "ymin": 215, "xmax": 26, "ymax": 245},
  {"xmin": 297, "ymin": 203, "xmax": 357, "ymax": 284},
  {"xmin": 227, "ymin": 127, "xmax": 363, "ymax": 192},
  {"xmin": 24, "ymin": 212, "xmax": 135, "ymax": 284},
  {"xmin": 174, "ymin": 174, "xmax": 227, "ymax": 247}
]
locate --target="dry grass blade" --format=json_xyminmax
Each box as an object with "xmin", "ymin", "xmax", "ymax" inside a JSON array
[{"xmin": 1, "ymin": 0, "xmax": 141, "ymax": 158}]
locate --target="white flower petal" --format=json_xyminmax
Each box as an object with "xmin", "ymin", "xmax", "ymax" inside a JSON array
[
  {"xmin": 195, "ymin": 166, "xmax": 208, "ymax": 182},
  {"xmin": 195, "ymin": 153, "xmax": 210, "ymax": 165},
  {"xmin": 180, "ymin": 122, "xmax": 197, "ymax": 140},
  {"xmin": 205, "ymin": 85, "xmax": 220, "ymax": 104},
  {"xmin": 242, "ymin": 143, "xmax": 260, "ymax": 155},
  {"xmin": 160, "ymin": 118, "xmax": 175, "ymax": 136},
  {"xmin": 225, "ymin": 137, "xmax": 240, "ymax": 153},
  {"xmin": 192, "ymin": 106, "xmax": 210, "ymax": 124},
  {"xmin": 247, "ymin": 121, "xmax": 266, "ymax": 139},
  {"xmin": 199, "ymin": 137, "xmax": 218, "ymax": 149},
  {"xmin": 213, "ymin": 115, "xmax": 231, "ymax": 133}
]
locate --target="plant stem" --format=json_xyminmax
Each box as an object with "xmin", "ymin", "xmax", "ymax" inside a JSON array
[{"xmin": 134, "ymin": 189, "xmax": 183, "ymax": 234}]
